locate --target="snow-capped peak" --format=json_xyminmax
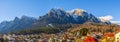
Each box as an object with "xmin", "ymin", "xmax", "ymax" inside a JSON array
[{"xmin": 67, "ymin": 8, "xmax": 86, "ymax": 16}]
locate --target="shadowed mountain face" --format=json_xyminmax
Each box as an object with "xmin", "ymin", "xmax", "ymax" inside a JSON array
[
  {"xmin": 0, "ymin": 8, "xmax": 110, "ymax": 33},
  {"xmin": 0, "ymin": 16, "xmax": 37, "ymax": 33},
  {"xmin": 32, "ymin": 8, "xmax": 105, "ymax": 27}
]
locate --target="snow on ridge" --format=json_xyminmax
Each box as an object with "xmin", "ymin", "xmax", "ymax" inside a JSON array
[
  {"xmin": 67, "ymin": 8, "xmax": 86, "ymax": 16},
  {"xmin": 51, "ymin": 8, "xmax": 65, "ymax": 15}
]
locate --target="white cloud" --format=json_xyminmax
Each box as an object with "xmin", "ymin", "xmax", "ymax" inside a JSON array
[
  {"xmin": 98, "ymin": 15, "xmax": 113, "ymax": 22},
  {"xmin": 98, "ymin": 15, "xmax": 120, "ymax": 25}
]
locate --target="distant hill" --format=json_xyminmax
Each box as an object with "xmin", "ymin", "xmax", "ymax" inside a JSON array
[{"xmin": 0, "ymin": 16, "xmax": 37, "ymax": 33}]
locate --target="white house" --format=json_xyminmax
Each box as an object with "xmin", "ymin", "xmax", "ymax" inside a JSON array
[{"xmin": 115, "ymin": 32, "xmax": 120, "ymax": 42}]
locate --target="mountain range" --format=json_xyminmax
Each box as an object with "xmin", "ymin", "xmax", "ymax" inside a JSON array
[{"xmin": 0, "ymin": 8, "xmax": 111, "ymax": 33}]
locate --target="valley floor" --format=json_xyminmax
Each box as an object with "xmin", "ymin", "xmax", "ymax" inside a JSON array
[{"xmin": 0, "ymin": 31, "xmax": 120, "ymax": 42}]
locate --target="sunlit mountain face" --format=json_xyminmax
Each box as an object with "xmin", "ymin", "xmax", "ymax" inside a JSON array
[{"xmin": 0, "ymin": 8, "xmax": 112, "ymax": 33}]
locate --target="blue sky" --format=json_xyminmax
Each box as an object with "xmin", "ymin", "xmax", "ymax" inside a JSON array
[{"xmin": 0, "ymin": 0, "xmax": 120, "ymax": 22}]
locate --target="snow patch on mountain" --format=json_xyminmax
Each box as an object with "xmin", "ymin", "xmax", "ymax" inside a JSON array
[
  {"xmin": 70, "ymin": 14, "xmax": 78, "ymax": 21},
  {"xmin": 67, "ymin": 8, "xmax": 88, "ymax": 21},
  {"xmin": 48, "ymin": 24, "xmax": 54, "ymax": 28},
  {"xmin": 67, "ymin": 8, "xmax": 86, "ymax": 16}
]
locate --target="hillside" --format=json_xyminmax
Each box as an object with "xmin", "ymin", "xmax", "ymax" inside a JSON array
[{"xmin": 14, "ymin": 23, "xmax": 120, "ymax": 34}]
